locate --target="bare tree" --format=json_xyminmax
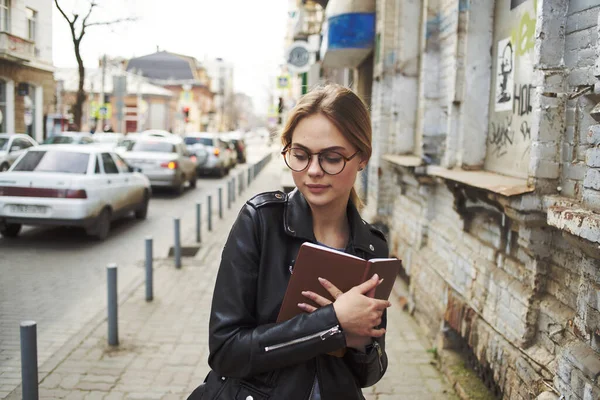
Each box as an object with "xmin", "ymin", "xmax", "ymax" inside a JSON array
[{"xmin": 54, "ymin": 1, "xmax": 136, "ymax": 129}]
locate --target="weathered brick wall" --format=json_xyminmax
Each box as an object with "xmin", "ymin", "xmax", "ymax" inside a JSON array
[{"xmin": 370, "ymin": 1, "xmax": 600, "ymax": 399}]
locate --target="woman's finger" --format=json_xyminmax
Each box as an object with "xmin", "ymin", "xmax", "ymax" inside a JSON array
[
  {"xmin": 302, "ymin": 290, "xmax": 333, "ymax": 306},
  {"xmin": 317, "ymin": 277, "xmax": 344, "ymax": 300},
  {"xmin": 298, "ymin": 303, "xmax": 318, "ymax": 313},
  {"xmin": 369, "ymin": 327, "xmax": 387, "ymax": 338}
]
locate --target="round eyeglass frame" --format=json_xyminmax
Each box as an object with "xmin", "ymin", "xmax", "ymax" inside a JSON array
[{"xmin": 281, "ymin": 146, "xmax": 361, "ymax": 176}]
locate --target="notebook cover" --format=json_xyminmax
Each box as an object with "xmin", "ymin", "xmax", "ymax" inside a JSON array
[
  {"xmin": 276, "ymin": 243, "xmax": 366, "ymax": 323},
  {"xmin": 367, "ymin": 258, "xmax": 403, "ymax": 301}
]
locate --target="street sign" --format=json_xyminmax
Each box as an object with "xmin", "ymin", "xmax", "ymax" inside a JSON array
[
  {"xmin": 277, "ymin": 75, "xmax": 291, "ymax": 89},
  {"xmin": 286, "ymin": 41, "xmax": 311, "ymax": 73}
]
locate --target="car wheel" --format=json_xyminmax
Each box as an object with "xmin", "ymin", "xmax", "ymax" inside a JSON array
[
  {"xmin": 174, "ymin": 177, "xmax": 185, "ymax": 195},
  {"xmin": 135, "ymin": 192, "xmax": 149, "ymax": 219},
  {"xmin": 88, "ymin": 208, "xmax": 111, "ymax": 240},
  {"xmin": 0, "ymin": 163, "xmax": 9, "ymax": 172},
  {"xmin": 218, "ymin": 166, "xmax": 226, "ymax": 177},
  {"xmin": 0, "ymin": 223, "xmax": 22, "ymax": 238}
]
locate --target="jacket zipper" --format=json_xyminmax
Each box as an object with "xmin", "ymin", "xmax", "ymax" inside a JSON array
[
  {"xmin": 264, "ymin": 325, "xmax": 341, "ymax": 352},
  {"xmin": 373, "ymin": 341, "xmax": 384, "ymax": 373}
]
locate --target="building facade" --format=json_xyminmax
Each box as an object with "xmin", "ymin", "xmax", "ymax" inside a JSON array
[
  {"xmin": 0, "ymin": 0, "xmax": 54, "ymax": 142},
  {"xmin": 126, "ymin": 51, "xmax": 215, "ymax": 134},
  {"xmin": 364, "ymin": 1, "xmax": 600, "ymax": 399}
]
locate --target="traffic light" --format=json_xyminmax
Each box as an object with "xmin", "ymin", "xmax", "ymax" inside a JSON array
[{"xmin": 183, "ymin": 106, "xmax": 190, "ymax": 123}]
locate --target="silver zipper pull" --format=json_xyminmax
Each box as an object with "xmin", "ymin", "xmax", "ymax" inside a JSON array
[
  {"xmin": 319, "ymin": 325, "xmax": 341, "ymax": 340},
  {"xmin": 373, "ymin": 341, "xmax": 384, "ymax": 373}
]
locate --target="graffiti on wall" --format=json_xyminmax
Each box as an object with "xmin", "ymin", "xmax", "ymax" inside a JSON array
[
  {"xmin": 485, "ymin": 0, "xmax": 536, "ymax": 178},
  {"xmin": 495, "ymin": 38, "xmax": 515, "ymax": 112}
]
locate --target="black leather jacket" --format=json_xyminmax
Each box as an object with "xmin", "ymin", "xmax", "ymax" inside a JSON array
[{"xmin": 204, "ymin": 189, "xmax": 389, "ymax": 400}]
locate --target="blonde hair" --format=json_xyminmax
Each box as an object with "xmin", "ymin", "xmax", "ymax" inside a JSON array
[{"xmin": 281, "ymin": 84, "xmax": 372, "ymax": 207}]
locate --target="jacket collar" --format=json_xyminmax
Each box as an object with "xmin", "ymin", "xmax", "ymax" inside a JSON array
[{"xmin": 283, "ymin": 188, "xmax": 377, "ymax": 256}]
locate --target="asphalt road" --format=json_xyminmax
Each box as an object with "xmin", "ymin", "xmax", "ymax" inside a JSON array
[{"xmin": 0, "ymin": 138, "xmax": 274, "ymax": 395}]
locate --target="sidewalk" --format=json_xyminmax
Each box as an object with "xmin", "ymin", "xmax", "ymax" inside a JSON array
[{"xmin": 7, "ymin": 157, "xmax": 458, "ymax": 400}]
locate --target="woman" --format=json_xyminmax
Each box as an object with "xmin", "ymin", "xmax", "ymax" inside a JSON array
[{"xmin": 196, "ymin": 84, "xmax": 391, "ymax": 400}]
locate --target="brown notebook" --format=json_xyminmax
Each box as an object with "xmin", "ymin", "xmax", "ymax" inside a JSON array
[{"xmin": 277, "ymin": 242, "xmax": 402, "ymax": 323}]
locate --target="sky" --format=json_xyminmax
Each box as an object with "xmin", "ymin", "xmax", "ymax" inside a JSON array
[{"xmin": 52, "ymin": 0, "xmax": 289, "ymax": 114}]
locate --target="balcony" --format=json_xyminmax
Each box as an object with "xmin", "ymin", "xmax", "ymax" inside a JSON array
[{"xmin": 0, "ymin": 32, "xmax": 35, "ymax": 63}]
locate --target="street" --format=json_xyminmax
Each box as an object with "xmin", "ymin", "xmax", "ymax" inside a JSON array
[{"xmin": 0, "ymin": 138, "xmax": 274, "ymax": 397}]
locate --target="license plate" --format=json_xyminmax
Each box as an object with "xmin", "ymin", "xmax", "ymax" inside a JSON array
[{"xmin": 9, "ymin": 204, "xmax": 48, "ymax": 215}]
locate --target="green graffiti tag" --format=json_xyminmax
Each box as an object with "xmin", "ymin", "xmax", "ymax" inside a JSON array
[{"xmin": 510, "ymin": 0, "xmax": 537, "ymax": 57}]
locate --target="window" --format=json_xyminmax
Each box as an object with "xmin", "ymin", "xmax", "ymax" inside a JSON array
[
  {"xmin": 24, "ymin": 90, "xmax": 35, "ymax": 137},
  {"xmin": 0, "ymin": 0, "xmax": 9, "ymax": 33},
  {"xmin": 12, "ymin": 138, "xmax": 31, "ymax": 150},
  {"xmin": 132, "ymin": 140, "xmax": 175, "ymax": 153},
  {"xmin": 12, "ymin": 150, "xmax": 90, "ymax": 174},
  {"xmin": 101, "ymin": 153, "xmax": 119, "ymax": 174},
  {"xmin": 43, "ymin": 136, "xmax": 74, "ymax": 144},
  {"xmin": 111, "ymin": 153, "xmax": 130, "ymax": 173},
  {"xmin": 0, "ymin": 80, "xmax": 5, "ymax": 133},
  {"xmin": 26, "ymin": 8, "xmax": 36, "ymax": 41}
]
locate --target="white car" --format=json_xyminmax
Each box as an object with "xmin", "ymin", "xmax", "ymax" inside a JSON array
[
  {"xmin": 0, "ymin": 133, "xmax": 38, "ymax": 172},
  {"xmin": 92, "ymin": 132, "xmax": 125, "ymax": 150},
  {"xmin": 122, "ymin": 136, "xmax": 197, "ymax": 194},
  {"xmin": 183, "ymin": 133, "xmax": 230, "ymax": 177},
  {"xmin": 0, "ymin": 145, "xmax": 151, "ymax": 240}
]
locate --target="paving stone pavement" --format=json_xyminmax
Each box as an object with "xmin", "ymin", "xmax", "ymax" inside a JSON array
[{"xmin": 5, "ymin": 157, "xmax": 459, "ymax": 400}]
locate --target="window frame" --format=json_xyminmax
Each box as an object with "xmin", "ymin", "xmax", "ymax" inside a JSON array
[
  {"xmin": 25, "ymin": 7, "xmax": 36, "ymax": 42},
  {"xmin": 0, "ymin": 0, "xmax": 10, "ymax": 33}
]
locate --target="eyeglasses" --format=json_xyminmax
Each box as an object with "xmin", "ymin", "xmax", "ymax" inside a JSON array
[{"xmin": 281, "ymin": 146, "xmax": 360, "ymax": 175}]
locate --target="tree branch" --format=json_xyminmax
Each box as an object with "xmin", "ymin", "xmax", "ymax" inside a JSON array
[
  {"xmin": 77, "ymin": 1, "xmax": 97, "ymax": 41},
  {"xmin": 85, "ymin": 17, "xmax": 138, "ymax": 28},
  {"xmin": 53, "ymin": 0, "xmax": 73, "ymax": 24}
]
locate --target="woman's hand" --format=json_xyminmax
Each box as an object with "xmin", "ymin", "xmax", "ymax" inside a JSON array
[{"xmin": 298, "ymin": 274, "xmax": 391, "ymax": 348}]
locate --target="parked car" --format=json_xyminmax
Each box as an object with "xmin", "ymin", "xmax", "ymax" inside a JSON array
[
  {"xmin": 224, "ymin": 140, "xmax": 238, "ymax": 169},
  {"xmin": 115, "ymin": 133, "xmax": 141, "ymax": 154},
  {"xmin": 43, "ymin": 132, "xmax": 94, "ymax": 145},
  {"xmin": 139, "ymin": 129, "xmax": 172, "ymax": 138},
  {"xmin": 92, "ymin": 132, "xmax": 125, "ymax": 150},
  {"xmin": 0, "ymin": 133, "xmax": 38, "ymax": 172},
  {"xmin": 183, "ymin": 133, "xmax": 230, "ymax": 177},
  {"xmin": 225, "ymin": 131, "xmax": 247, "ymax": 163},
  {"xmin": 0, "ymin": 145, "xmax": 151, "ymax": 240},
  {"xmin": 121, "ymin": 136, "xmax": 196, "ymax": 194}
]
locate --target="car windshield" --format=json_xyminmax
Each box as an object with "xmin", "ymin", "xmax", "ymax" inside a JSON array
[
  {"xmin": 132, "ymin": 141, "xmax": 176, "ymax": 153},
  {"xmin": 121, "ymin": 139, "xmax": 137, "ymax": 150},
  {"xmin": 0, "ymin": 138, "xmax": 8, "ymax": 151},
  {"xmin": 184, "ymin": 137, "xmax": 213, "ymax": 146},
  {"xmin": 12, "ymin": 151, "xmax": 90, "ymax": 174},
  {"xmin": 43, "ymin": 136, "xmax": 74, "ymax": 144}
]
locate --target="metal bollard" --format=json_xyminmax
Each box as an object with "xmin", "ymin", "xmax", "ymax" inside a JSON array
[
  {"xmin": 239, "ymin": 173, "xmax": 243, "ymax": 195},
  {"xmin": 247, "ymin": 168, "xmax": 251, "ymax": 186},
  {"xmin": 196, "ymin": 203, "xmax": 202, "ymax": 243},
  {"xmin": 218, "ymin": 187, "xmax": 223, "ymax": 219},
  {"xmin": 232, "ymin": 177, "xmax": 236, "ymax": 202},
  {"xmin": 145, "ymin": 237, "xmax": 153, "ymax": 302},
  {"xmin": 107, "ymin": 264, "xmax": 118, "ymax": 346},
  {"xmin": 174, "ymin": 218, "xmax": 181, "ymax": 268},
  {"xmin": 208, "ymin": 195, "xmax": 213, "ymax": 231},
  {"xmin": 20, "ymin": 321, "xmax": 38, "ymax": 400},
  {"xmin": 227, "ymin": 180, "xmax": 232, "ymax": 209}
]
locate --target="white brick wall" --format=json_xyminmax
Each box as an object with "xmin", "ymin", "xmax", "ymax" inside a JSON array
[{"xmin": 369, "ymin": 0, "xmax": 600, "ymax": 399}]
